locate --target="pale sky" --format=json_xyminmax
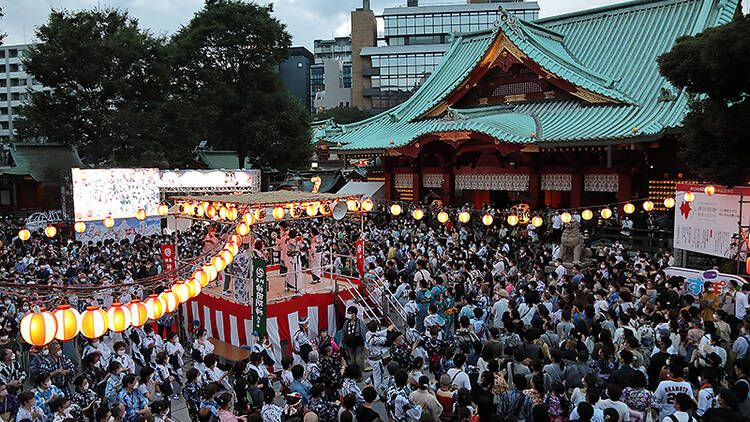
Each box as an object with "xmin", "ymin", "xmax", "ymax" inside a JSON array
[{"xmin": 2, "ymin": 0, "xmax": 748, "ymax": 49}]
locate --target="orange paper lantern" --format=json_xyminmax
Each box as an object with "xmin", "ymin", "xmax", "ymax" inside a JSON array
[
  {"xmin": 103, "ymin": 216, "xmax": 115, "ymax": 229},
  {"xmin": 482, "ymin": 214, "xmax": 493, "ymax": 226},
  {"xmin": 80, "ymin": 306, "xmax": 109, "ymax": 339},
  {"xmin": 458, "ymin": 211, "xmax": 471, "ymax": 224},
  {"xmin": 361, "ymin": 198, "xmax": 373, "ymax": 212},
  {"xmin": 412, "ymin": 209, "xmax": 424, "ymax": 221},
  {"xmin": 203, "ymin": 264, "xmax": 218, "ymax": 282},
  {"xmin": 507, "ymin": 214, "xmax": 519, "ymax": 226},
  {"xmin": 106, "ymin": 303, "xmax": 132, "ymax": 333},
  {"xmin": 193, "ymin": 269, "xmax": 208, "ymax": 287},
  {"xmin": 144, "ymin": 294, "xmax": 166, "ymax": 320},
  {"xmin": 236, "ymin": 222, "xmax": 250, "ymax": 236},
  {"xmin": 18, "ymin": 228, "xmax": 30, "ymax": 241},
  {"xmin": 273, "ymin": 207, "xmax": 285, "ymax": 220},
  {"xmin": 127, "ymin": 300, "xmax": 148, "ymax": 328},
  {"xmin": 157, "ymin": 204, "xmax": 169, "ymax": 216},
  {"xmin": 212, "ymin": 255, "xmax": 227, "ymax": 272},
  {"xmin": 52, "ymin": 305, "xmax": 80, "ymax": 342},
  {"xmin": 437, "ymin": 211, "xmax": 449, "ymax": 224},
  {"xmin": 227, "ymin": 207, "xmax": 239, "ymax": 221},
  {"xmin": 20, "ymin": 310, "xmax": 57, "ymax": 346},
  {"xmin": 74, "ymin": 221, "xmax": 86, "ymax": 233},
  {"xmin": 159, "ymin": 291, "xmax": 179, "ymax": 314},
  {"xmin": 44, "ymin": 225, "xmax": 57, "ymax": 238},
  {"xmin": 188, "ymin": 277, "xmax": 202, "ymax": 298},
  {"xmin": 135, "ymin": 209, "xmax": 147, "ymax": 221}
]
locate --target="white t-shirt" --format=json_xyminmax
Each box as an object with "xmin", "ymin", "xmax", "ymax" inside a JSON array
[
  {"xmin": 736, "ymin": 291, "xmax": 749, "ymax": 319},
  {"xmin": 596, "ymin": 399, "xmax": 630, "ymax": 421},
  {"xmin": 491, "ymin": 298, "xmax": 509, "ymax": 327},
  {"xmin": 661, "ymin": 411, "xmax": 696, "ymax": 422},
  {"xmin": 654, "ymin": 379, "xmax": 693, "ymax": 420},
  {"xmin": 446, "ymin": 367, "xmax": 471, "ymax": 390}
]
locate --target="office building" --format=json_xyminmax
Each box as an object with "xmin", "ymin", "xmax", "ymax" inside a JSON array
[
  {"xmin": 278, "ymin": 47, "xmax": 314, "ymax": 111},
  {"xmin": 0, "ymin": 44, "xmax": 49, "ymax": 142},
  {"xmin": 310, "ymin": 37, "xmax": 353, "ymax": 112},
  {"xmin": 351, "ymin": 0, "xmax": 540, "ymax": 112}
]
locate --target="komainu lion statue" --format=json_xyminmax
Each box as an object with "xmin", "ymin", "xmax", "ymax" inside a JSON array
[{"xmin": 560, "ymin": 220, "xmax": 584, "ymax": 263}]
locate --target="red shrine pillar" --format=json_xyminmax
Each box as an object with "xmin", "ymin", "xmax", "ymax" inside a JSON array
[
  {"xmin": 528, "ymin": 172, "xmax": 541, "ymax": 208},
  {"xmin": 412, "ymin": 172, "xmax": 421, "ymax": 205},
  {"xmin": 384, "ymin": 171, "xmax": 394, "ymax": 202},
  {"xmin": 442, "ymin": 173, "xmax": 454, "ymax": 205},
  {"xmin": 571, "ymin": 173, "xmax": 583, "ymax": 208},
  {"xmin": 617, "ymin": 172, "xmax": 632, "ymax": 204}
]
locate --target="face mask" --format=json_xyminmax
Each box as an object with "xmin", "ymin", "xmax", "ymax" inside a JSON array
[
  {"xmin": 43, "ymin": 381, "xmax": 51, "ymax": 389},
  {"xmin": 0, "ymin": 336, "xmax": 8, "ymax": 342},
  {"xmin": 22, "ymin": 306, "xmax": 29, "ymax": 312},
  {"xmin": 56, "ymin": 350, "xmax": 62, "ymax": 356},
  {"xmin": 41, "ymin": 349, "xmax": 49, "ymax": 356},
  {"xmin": 117, "ymin": 350, "xmax": 125, "ymax": 356},
  {"xmin": 82, "ymin": 383, "xmax": 89, "ymax": 390}
]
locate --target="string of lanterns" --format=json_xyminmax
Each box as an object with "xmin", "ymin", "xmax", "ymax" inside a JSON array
[
  {"xmin": 381, "ymin": 194, "xmax": 689, "ymax": 228},
  {"xmin": 19, "ymin": 222, "xmax": 245, "ymax": 347}
]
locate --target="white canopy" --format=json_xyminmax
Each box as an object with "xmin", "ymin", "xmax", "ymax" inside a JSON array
[{"xmin": 336, "ymin": 181, "xmax": 385, "ymax": 201}]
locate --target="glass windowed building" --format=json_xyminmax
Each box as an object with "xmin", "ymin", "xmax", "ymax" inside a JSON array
[{"xmin": 359, "ymin": 1, "xmax": 540, "ymax": 112}]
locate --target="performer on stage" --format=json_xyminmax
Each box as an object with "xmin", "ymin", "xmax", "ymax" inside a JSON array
[
  {"xmin": 309, "ymin": 227, "xmax": 323, "ymax": 284},
  {"xmin": 277, "ymin": 222, "xmax": 289, "ymax": 272},
  {"xmin": 292, "ymin": 316, "xmax": 311, "ymax": 365},
  {"xmin": 285, "ymin": 229, "xmax": 301, "ymax": 291},
  {"xmin": 202, "ymin": 226, "xmax": 219, "ymax": 253},
  {"xmin": 230, "ymin": 242, "xmax": 250, "ymax": 302}
]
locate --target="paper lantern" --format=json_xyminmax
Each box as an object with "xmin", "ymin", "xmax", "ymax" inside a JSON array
[
  {"xmin": 600, "ymin": 208, "xmax": 613, "ymax": 219},
  {"xmin": 225, "ymin": 242, "xmax": 239, "ymax": 256},
  {"xmin": 273, "ymin": 207, "xmax": 285, "ymax": 220},
  {"xmin": 684, "ymin": 192, "xmax": 695, "ymax": 202},
  {"xmin": 103, "ymin": 216, "xmax": 115, "ymax": 229},
  {"xmin": 623, "ymin": 203, "xmax": 635, "ymax": 214},
  {"xmin": 319, "ymin": 203, "xmax": 331, "ymax": 216},
  {"xmin": 347, "ymin": 199, "xmax": 360, "ymax": 212},
  {"xmin": 127, "ymin": 300, "xmax": 148, "ymax": 328},
  {"xmin": 581, "ymin": 209, "xmax": 593, "ymax": 221},
  {"xmin": 80, "ymin": 306, "xmax": 109, "ymax": 339},
  {"xmin": 361, "ymin": 198, "xmax": 373, "ymax": 212},
  {"xmin": 193, "ymin": 269, "xmax": 208, "ymax": 287},
  {"xmin": 74, "ymin": 222, "xmax": 86, "ymax": 233},
  {"xmin": 458, "ymin": 211, "xmax": 471, "ymax": 224},
  {"xmin": 664, "ymin": 198, "xmax": 676, "ymax": 209},
  {"xmin": 560, "ymin": 212, "xmax": 572, "ymax": 224},
  {"xmin": 18, "ymin": 228, "xmax": 30, "ymax": 241},
  {"xmin": 220, "ymin": 249, "xmax": 234, "ymax": 266},
  {"xmin": 227, "ymin": 207, "xmax": 239, "ymax": 221},
  {"xmin": 212, "ymin": 255, "xmax": 227, "ymax": 272},
  {"xmin": 157, "ymin": 204, "xmax": 169, "ymax": 217},
  {"xmin": 305, "ymin": 203, "xmax": 318, "ymax": 217},
  {"xmin": 159, "ymin": 291, "xmax": 179, "ymax": 314},
  {"xmin": 437, "ymin": 211, "xmax": 449, "ymax": 224},
  {"xmin": 206, "ymin": 205, "xmax": 217, "ymax": 219},
  {"xmin": 188, "ymin": 277, "xmax": 202, "ymax": 298},
  {"xmin": 52, "ymin": 305, "xmax": 80, "ymax": 342},
  {"xmin": 507, "ymin": 214, "xmax": 519, "ymax": 226},
  {"xmin": 482, "ymin": 214, "xmax": 494, "ymax": 226},
  {"xmin": 531, "ymin": 216, "xmax": 543, "ymax": 227},
  {"xmin": 44, "ymin": 225, "xmax": 57, "ymax": 238},
  {"xmin": 203, "ymin": 264, "xmax": 218, "ymax": 282},
  {"xmin": 236, "ymin": 222, "xmax": 250, "ymax": 236},
  {"xmin": 135, "ymin": 209, "xmax": 147, "ymax": 221},
  {"xmin": 195, "ymin": 204, "xmax": 205, "ymax": 217},
  {"xmin": 106, "ymin": 303, "xmax": 131, "ymax": 333},
  {"xmin": 746, "ymin": 258, "xmax": 750, "ymax": 275},
  {"xmin": 181, "ymin": 202, "xmax": 194, "ymax": 216},
  {"xmin": 289, "ymin": 206, "xmax": 303, "ymax": 218},
  {"xmin": 20, "ymin": 310, "xmax": 57, "ymax": 347},
  {"xmin": 705, "ymin": 185, "xmax": 716, "ymax": 196},
  {"xmin": 412, "ymin": 208, "xmax": 424, "ymax": 221},
  {"xmin": 643, "ymin": 200, "xmax": 654, "ymax": 212},
  {"xmin": 229, "ymin": 234, "xmax": 243, "ymax": 245},
  {"xmin": 390, "ymin": 204, "xmax": 402, "ymax": 216},
  {"xmin": 172, "ymin": 281, "xmax": 191, "ymax": 304},
  {"xmin": 144, "ymin": 295, "xmax": 166, "ymax": 320},
  {"xmin": 243, "ymin": 212, "xmax": 255, "ymax": 225},
  {"xmin": 218, "ymin": 206, "xmax": 228, "ymax": 220}
]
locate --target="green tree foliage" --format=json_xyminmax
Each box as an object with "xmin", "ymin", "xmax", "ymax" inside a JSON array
[
  {"xmin": 313, "ymin": 106, "xmax": 372, "ymax": 125},
  {"xmin": 658, "ymin": 14, "xmax": 750, "ymax": 186},
  {"xmin": 15, "ymin": 9, "xmax": 189, "ymax": 166},
  {"xmin": 171, "ymin": 0, "xmax": 312, "ymax": 171}
]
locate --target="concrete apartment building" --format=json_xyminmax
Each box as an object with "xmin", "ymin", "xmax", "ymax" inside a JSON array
[
  {"xmin": 310, "ymin": 37, "xmax": 353, "ymax": 112},
  {"xmin": 0, "ymin": 44, "xmax": 49, "ymax": 142}
]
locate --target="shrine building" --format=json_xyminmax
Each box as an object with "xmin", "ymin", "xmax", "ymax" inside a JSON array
[{"xmin": 313, "ymin": 0, "xmax": 740, "ymax": 209}]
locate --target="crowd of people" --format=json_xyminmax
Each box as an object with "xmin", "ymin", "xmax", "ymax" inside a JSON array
[{"xmin": 0, "ymin": 203, "xmax": 747, "ymax": 422}]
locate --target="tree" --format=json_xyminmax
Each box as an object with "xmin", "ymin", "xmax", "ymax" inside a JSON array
[
  {"xmin": 313, "ymin": 106, "xmax": 372, "ymax": 125},
  {"xmin": 658, "ymin": 14, "xmax": 750, "ymax": 186},
  {"xmin": 170, "ymin": 0, "xmax": 312, "ymax": 171},
  {"xmin": 14, "ymin": 9, "xmax": 190, "ymax": 166}
]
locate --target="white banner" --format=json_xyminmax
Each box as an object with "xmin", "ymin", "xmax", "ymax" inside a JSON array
[
  {"xmin": 673, "ymin": 185, "xmax": 750, "ymax": 259},
  {"xmin": 159, "ymin": 170, "xmax": 260, "ymax": 191}
]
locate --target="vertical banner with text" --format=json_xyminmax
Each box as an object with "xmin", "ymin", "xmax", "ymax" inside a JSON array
[
  {"xmin": 252, "ymin": 258, "xmax": 268, "ymax": 336},
  {"xmin": 355, "ymin": 239, "xmax": 365, "ymax": 278},
  {"xmin": 160, "ymin": 244, "xmax": 176, "ymax": 280}
]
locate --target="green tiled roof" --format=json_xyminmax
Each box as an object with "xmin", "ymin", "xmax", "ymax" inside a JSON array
[
  {"xmin": 1, "ymin": 143, "xmax": 83, "ymax": 183},
  {"xmin": 321, "ymin": 0, "xmax": 739, "ymax": 151},
  {"xmin": 196, "ymin": 151, "xmax": 251, "ymax": 169}
]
